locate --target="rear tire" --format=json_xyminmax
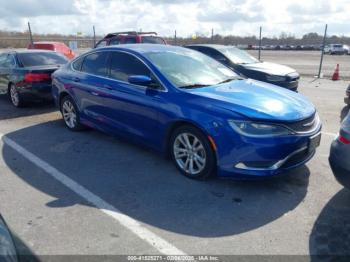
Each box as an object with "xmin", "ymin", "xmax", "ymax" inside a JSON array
[
  {"xmin": 8, "ymin": 84, "xmax": 24, "ymax": 108},
  {"xmin": 60, "ymin": 96, "xmax": 84, "ymax": 131},
  {"xmin": 170, "ymin": 125, "xmax": 216, "ymax": 180}
]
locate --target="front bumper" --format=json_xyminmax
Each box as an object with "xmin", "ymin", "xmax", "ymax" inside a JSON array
[
  {"xmin": 214, "ymin": 125, "xmax": 321, "ymax": 179},
  {"xmin": 267, "ymin": 80, "xmax": 299, "ymax": 91}
]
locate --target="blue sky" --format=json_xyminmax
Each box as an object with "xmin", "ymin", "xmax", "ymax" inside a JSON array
[{"xmin": 0, "ymin": 0, "xmax": 348, "ymax": 37}]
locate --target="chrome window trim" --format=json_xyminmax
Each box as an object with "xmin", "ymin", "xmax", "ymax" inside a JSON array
[{"xmin": 71, "ymin": 49, "xmax": 168, "ymax": 92}]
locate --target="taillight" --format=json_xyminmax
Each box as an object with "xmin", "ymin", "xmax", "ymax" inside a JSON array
[
  {"xmin": 24, "ymin": 73, "xmax": 51, "ymax": 82},
  {"xmin": 339, "ymin": 135, "xmax": 350, "ymax": 144}
]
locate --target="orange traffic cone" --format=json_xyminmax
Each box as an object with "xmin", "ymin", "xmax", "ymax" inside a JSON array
[{"xmin": 332, "ymin": 64, "xmax": 340, "ymax": 81}]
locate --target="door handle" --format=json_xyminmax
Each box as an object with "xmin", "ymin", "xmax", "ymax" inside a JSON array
[{"xmin": 73, "ymin": 77, "xmax": 80, "ymax": 82}]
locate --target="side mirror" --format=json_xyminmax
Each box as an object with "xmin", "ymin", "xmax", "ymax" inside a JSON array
[{"xmin": 128, "ymin": 75, "xmax": 153, "ymax": 86}]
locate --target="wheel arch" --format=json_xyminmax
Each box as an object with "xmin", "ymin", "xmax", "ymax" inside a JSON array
[
  {"xmin": 163, "ymin": 119, "xmax": 216, "ymax": 156},
  {"xmin": 58, "ymin": 91, "xmax": 71, "ymax": 111}
]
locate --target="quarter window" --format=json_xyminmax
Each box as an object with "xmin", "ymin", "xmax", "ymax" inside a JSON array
[
  {"xmin": 81, "ymin": 52, "xmax": 109, "ymax": 77},
  {"xmin": 72, "ymin": 56, "xmax": 84, "ymax": 71}
]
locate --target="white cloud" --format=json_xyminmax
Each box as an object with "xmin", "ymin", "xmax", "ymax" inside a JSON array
[{"xmin": 0, "ymin": 0, "xmax": 349, "ymax": 37}]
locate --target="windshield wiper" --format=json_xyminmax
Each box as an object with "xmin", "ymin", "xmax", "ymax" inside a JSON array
[
  {"xmin": 179, "ymin": 84, "xmax": 210, "ymax": 89},
  {"xmin": 217, "ymin": 77, "xmax": 243, "ymax": 84}
]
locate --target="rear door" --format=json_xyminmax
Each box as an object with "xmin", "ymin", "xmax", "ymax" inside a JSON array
[{"xmin": 70, "ymin": 51, "xmax": 111, "ymax": 127}]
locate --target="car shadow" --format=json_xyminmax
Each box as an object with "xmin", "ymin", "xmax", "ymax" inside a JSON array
[
  {"xmin": 2, "ymin": 120, "xmax": 310, "ymax": 237},
  {"xmin": 340, "ymin": 105, "xmax": 349, "ymax": 122},
  {"xmin": 0, "ymin": 94, "xmax": 56, "ymax": 121},
  {"xmin": 1, "ymin": 214, "xmax": 39, "ymax": 261},
  {"xmin": 309, "ymin": 188, "xmax": 350, "ymax": 260}
]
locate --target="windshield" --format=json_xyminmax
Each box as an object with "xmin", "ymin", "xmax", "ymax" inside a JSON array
[
  {"xmin": 219, "ymin": 46, "xmax": 259, "ymax": 64},
  {"xmin": 144, "ymin": 49, "xmax": 237, "ymax": 88},
  {"xmin": 18, "ymin": 52, "xmax": 68, "ymax": 67}
]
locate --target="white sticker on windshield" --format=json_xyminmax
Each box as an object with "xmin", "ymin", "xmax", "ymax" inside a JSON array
[{"xmin": 218, "ymin": 67, "xmax": 234, "ymax": 76}]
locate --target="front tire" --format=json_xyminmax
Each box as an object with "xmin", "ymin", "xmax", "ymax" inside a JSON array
[
  {"xmin": 170, "ymin": 125, "xmax": 216, "ymax": 180},
  {"xmin": 60, "ymin": 96, "xmax": 84, "ymax": 131},
  {"xmin": 8, "ymin": 84, "xmax": 24, "ymax": 108}
]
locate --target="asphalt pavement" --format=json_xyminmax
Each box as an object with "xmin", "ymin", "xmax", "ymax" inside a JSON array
[{"xmin": 0, "ymin": 77, "xmax": 349, "ymax": 260}]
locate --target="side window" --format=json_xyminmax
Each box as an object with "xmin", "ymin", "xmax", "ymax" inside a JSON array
[
  {"xmin": 81, "ymin": 52, "xmax": 109, "ymax": 77},
  {"xmin": 125, "ymin": 37, "xmax": 137, "ymax": 44},
  {"xmin": 3, "ymin": 55, "xmax": 16, "ymax": 68},
  {"xmin": 109, "ymin": 38, "xmax": 121, "ymax": 46},
  {"xmin": 109, "ymin": 52, "xmax": 159, "ymax": 88},
  {"xmin": 72, "ymin": 56, "xmax": 84, "ymax": 71},
  {"xmin": 0, "ymin": 54, "xmax": 7, "ymax": 67},
  {"xmin": 96, "ymin": 40, "xmax": 107, "ymax": 48},
  {"xmin": 202, "ymin": 48, "xmax": 229, "ymax": 65}
]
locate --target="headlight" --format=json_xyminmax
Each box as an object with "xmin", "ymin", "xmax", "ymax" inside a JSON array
[
  {"xmin": 228, "ymin": 120, "xmax": 292, "ymax": 137},
  {"xmin": 266, "ymin": 75, "xmax": 286, "ymax": 82}
]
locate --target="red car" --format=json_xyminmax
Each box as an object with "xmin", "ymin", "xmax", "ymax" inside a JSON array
[
  {"xmin": 28, "ymin": 41, "xmax": 75, "ymax": 60},
  {"xmin": 94, "ymin": 31, "xmax": 166, "ymax": 48}
]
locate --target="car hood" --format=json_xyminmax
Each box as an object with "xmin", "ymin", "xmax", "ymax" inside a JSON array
[
  {"xmin": 187, "ymin": 79, "xmax": 315, "ymax": 121},
  {"xmin": 241, "ymin": 62, "xmax": 296, "ymax": 76}
]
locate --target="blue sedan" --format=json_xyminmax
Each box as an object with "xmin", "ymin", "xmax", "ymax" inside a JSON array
[{"xmin": 52, "ymin": 44, "xmax": 322, "ymax": 179}]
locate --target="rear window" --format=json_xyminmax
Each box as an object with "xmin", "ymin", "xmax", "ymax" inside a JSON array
[
  {"xmin": 33, "ymin": 44, "xmax": 55, "ymax": 50},
  {"xmin": 333, "ymin": 44, "xmax": 343, "ymax": 48},
  {"xmin": 141, "ymin": 36, "xmax": 164, "ymax": 44},
  {"xmin": 17, "ymin": 52, "xmax": 68, "ymax": 67}
]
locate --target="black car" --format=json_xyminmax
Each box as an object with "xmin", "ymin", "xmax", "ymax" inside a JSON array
[
  {"xmin": 185, "ymin": 44, "xmax": 300, "ymax": 91},
  {"xmin": 0, "ymin": 50, "xmax": 68, "ymax": 107},
  {"xmin": 345, "ymin": 84, "xmax": 350, "ymax": 105},
  {"xmin": 329, "ymin": 112, "xmax": 350, "ymax": 189}
]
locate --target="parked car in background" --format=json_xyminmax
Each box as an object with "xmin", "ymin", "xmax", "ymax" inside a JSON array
[
  {"xmin": 329, "ymin": 112, "xmax": 350, "ymax": 189},
  {"xmin": 185, "ymin": 44, "xmax": 300, "ymax": 91},
  {"xmin": 52, "ymin": 44, "xmax": 321, "ymax": 180},
  {"xmin": 0, "ymin": 214, "xmax": 18, "ymax": 262},
  {"xmin": 0, "ymin": 50, "xmax": 68, "ymax": 107},
  {"xmin": 28, "ymin": 41, "xmax": 75, "ymax": 60},
  {"xmin": 324, "ymin": 44, "xmax": 349, "ymax": 55},
  {"xmin": 345, "ymin": 84, "xmax": 350, "ymax": 105},
  {"xmin": 94, "ymin": 31, "xmax": 166, "ymax": 48}
]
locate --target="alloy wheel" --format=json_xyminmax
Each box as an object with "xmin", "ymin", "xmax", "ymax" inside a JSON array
[
  {"xmin": 10, "ymin": 85, "xmax": 19, "ymax": 107},
  {"xmin": 173, "ymin": 132, "xmax": 207, "ymax": 175},
  {"xmin": 62, "ymin": 100, "xmax": 77, "ymax": 129}
]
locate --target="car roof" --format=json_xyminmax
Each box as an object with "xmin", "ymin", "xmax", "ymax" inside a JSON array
[
  {"xmin": 97, "ymin": 44, "xmax": 188, "ymax": 54},
  {"xmin": 32, "ymin": 41, "xmax": 65, "ymax": 45},
  {"xmin": 185, "ymin": 44, "xmax": 231, "ymax": 49}
]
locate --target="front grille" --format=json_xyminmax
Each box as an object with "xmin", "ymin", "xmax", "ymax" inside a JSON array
[{"xmin": 283, "ymin": 113, "xmax": 320, "ymax": 134}]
